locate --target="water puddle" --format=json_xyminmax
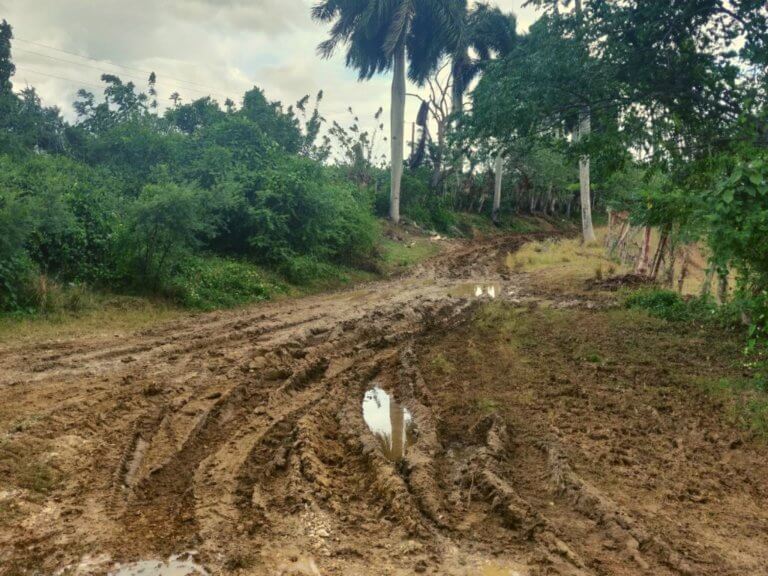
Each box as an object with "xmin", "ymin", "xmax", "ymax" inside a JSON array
[
  {"xmin": 109, "ymin": 553, "xmax": 208, "ymax": 576},
  {"xmin": 362, "ymin": 386, "xmax": 415, "ymax": 461},
  {"xmin": 448, "ymin": 284, "xmax": 502, "ymax": 299},
  {"xmin": 479, "ymin": 562, "xmax": 528, "ymax": 576}
]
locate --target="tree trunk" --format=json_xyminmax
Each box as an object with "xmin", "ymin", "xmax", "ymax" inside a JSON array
[
  {"xmin": 578, "ymin": 107, "xmax": 596, "ymax": 243},
  {"xmin": 431, "ymin": 120, "xmax": 444, "ymax": 190},
  {"xmin": 619, "ymin": 225, "xmax": 637, "ymax": 265},
  {"xmin": 717, "ymin": 270, "xmax": 729, "ymax": 303},
  {"xmin": 677, "ymin": 246, "xmax": 690, "ymax": 293},
  {"xmin": 389, "ymin": 39, "xmax": 406, "ymax": 224},
  {"xmin": 492, "ymin": 153, "xmax": 503, "ymax": 224},
  {"xmin": 635, "ymin": 226, "xmax": 652, "ymax": 275},
  {"xmin": 451, "ymin": 61, "xmax": 463, "ymax": 117},
  {"xmin": 650, "ymin": 227, "xmax": 669, "ymax": 280},
  {"xmin": 664, "ymin": 247, "xmax": 677, "ymax": 288},
  {"xmin": 610, "ymin": 220, "xmax": 630, "ymax": 257},
  {"xmin": 701, "ymin": 264, "xmax": 715, "ymax": 297}
]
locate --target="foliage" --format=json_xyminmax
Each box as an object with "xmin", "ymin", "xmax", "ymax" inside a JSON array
[
  {"xmin": 376, "ymin": 169, "xmax": 456, "ymax": 232},
  {"xmin": 0, "ymin": 20, "xmax": 388, "ymax": 315},
  {"xmin": 165, "ymin": 256, "xmax": 278, "ymax": 310},
  {"xmin": 709, "ymin": 154, "xmax": 768, "ymax": 287},
  {"xmin": 624, "ymin": 289, "xmax": 728, "ymax": 324},
  {"xmin": 120, "ymin": 182, "xmax": 213, "ymax": 290}
]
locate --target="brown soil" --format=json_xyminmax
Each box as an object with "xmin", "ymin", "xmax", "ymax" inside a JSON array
[
  {"xmin": 584, "ymin": 273, "xmax": 656, "ymax": 292},
  {"xmin": 1, "ymin": 233, "xmax": 766, "ymax": 576}
]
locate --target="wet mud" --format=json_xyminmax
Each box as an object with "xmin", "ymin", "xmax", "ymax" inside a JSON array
[{"xmin": 1, "ymin": 232, "xmax": 767, "ymax": 575}]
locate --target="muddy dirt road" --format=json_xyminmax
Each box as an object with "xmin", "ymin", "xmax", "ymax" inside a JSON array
[{"xmin": 1, "ymin": 233, "xmax": 767, "ymax": 576}]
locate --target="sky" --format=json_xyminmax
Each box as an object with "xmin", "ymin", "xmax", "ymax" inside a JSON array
[{"xmin": 0, "ymin": 0, "xmax": 541, "ymax": 151}]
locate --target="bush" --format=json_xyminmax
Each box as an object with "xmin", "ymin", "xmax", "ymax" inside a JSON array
[
  {"xmin": 120, "ymin": 182, "xmax": 213, "ymax": 290},
  {"xmin": 230, "ymin": 155, "xmax": 378, "ymax": 269},
  {"xmin": 279, "ymin": 255, "xmax": 343, "ymax": 285},
  {"xmin": 376, "ymin": 169, "xmax": 457, "ymax": 232},
  {"xmin": 0, "ymin": 254, "xmax": 37, "ymax": 312},
  {"xmin": 625, "ymin": 289, "xmax": 719, "ymax": 323},
  {"xmin": 165, "ymin": 256, "xmax": 277, "ymax": 310}
]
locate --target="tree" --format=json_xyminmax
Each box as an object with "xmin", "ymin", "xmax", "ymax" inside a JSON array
[
  {"xmin": 312, "ymin": 0, "xmax": 456, "ymax": 224},
  {"xmin": 0, "ymin": 19, "xmax": 14, "ymax": 95},
  {"xmin": 445, "ymin": 1, "xmax": 516, "ymax": 116}
]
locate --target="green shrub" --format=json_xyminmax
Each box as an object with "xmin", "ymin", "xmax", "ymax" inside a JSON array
[
  {"xmin": 0, "ymin": 254, "xmax": 37, "ymax": 312},
  {"xmin": 625, "ymin": 289, "xmax": 720, "ymax": 323},
  {"xmin": 165, "ymin": 256, "xmax": 278, "ymax": 310},
  {"xmin": 120, "ymin": 182, "xmax": 213, "ymax": 290},
  {"xmin": 280, "ymin": 255, "xmax": 344, "ymax": 285},
  {"xmin": 375, "ymin": 169, "xmax": 457, "ymax": 233},
  {"xmin": 237, "ymin": 155, "xmax": 379, "ymax": 268}
]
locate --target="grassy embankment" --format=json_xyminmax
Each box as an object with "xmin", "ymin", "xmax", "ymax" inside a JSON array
[{"xmin": 498, "ymin": 231, "xmax": 768, "ymax": 437}]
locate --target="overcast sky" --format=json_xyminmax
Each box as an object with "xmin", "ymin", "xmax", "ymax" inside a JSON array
[{"xmin": 1, "ymin": 0, "xmax": 540, "ymax": 153}]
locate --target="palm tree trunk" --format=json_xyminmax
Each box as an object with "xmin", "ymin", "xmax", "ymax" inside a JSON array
[
  {"xmin": 451, "ymin": 81, "xmax": 463, "ymax": 116},
  {"xmin": 578, "ymin": 107, "xmax": 596, "ymax": 243},
  {"xmin": 492, "ymin": 153, "xmax": 503, "ymax": 224},
  {"xmin": 389, "ymin": 38, "xmax": 406, "ymax": 224}
]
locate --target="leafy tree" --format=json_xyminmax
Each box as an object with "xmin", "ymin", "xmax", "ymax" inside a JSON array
[
  {"xmin": 0, "ymin": 19, "xmax": 14, "ymax": 95},
  {"xmin": 241, "ymin": 87, "xmax": 302, "ymax": 153}
]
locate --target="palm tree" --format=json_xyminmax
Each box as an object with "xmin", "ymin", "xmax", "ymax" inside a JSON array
[
  {"xmin": 312, "ymin": 0, "xmax": 456, "ymax": 224},
  {"xmin": 446, "ymin": 2, "xmax": 516, "ymax": 116},
  {"xmin": 442, "ymin": 2, "xmax": 515, "ymax": 222}
]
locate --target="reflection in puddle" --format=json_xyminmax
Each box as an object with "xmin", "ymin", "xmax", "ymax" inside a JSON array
[
  {"xmin": 449, "ymin": 284, "xmax": 501, "ymax": 299},
  {"xmin": 110, "ymin": 553, "xmax": 208, "ymax": 576},
  {"xmin": 362, "ymin": 387, "xmax": 415, "ymax": 461}
]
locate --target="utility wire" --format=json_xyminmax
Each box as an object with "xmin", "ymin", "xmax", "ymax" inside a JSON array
[
  {"xmin": 15, "ymin": 67, "xmax": 110, "ymax": 92},
  {"xmin": 14, "ymin": 36, "xmax": 227, "ymax": 92},
  {"xmin": 13, "ymin": 47, "xmax": 234, "ymax": 101}
]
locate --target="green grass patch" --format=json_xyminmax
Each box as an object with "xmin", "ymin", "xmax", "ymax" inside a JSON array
[
  {"xmin": 430, "ymin": 352, "xmax": 456, "ymax": 375},
  {"xmin": 476, "ymin": 397, "xmax": 502, "ymax": 413},
  {"xmin": 702, "ymin": 377, "xmax": 768, "ymax": 437},
  {"xmin": 380, "ymin": 236, "xmax": 441, "ymax": 274},
  {"xmin": 624, "ymin": 288, "xmax": 739, "ymax": 325},
  {"xmin": 16, "ymin": 459, "xmax": 61, "ymax": 495},
  {"xmin": 167, "ymin": 256, "xmax": 284, "ymax": 310}
]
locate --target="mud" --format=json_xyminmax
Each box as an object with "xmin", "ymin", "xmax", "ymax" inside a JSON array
[{"xmin": 1, "ymin": 232, "xmax": 767, "ymax": 575}]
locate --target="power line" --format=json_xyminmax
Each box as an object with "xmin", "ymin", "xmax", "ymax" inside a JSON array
[
  {"xmin": 14, "ymin": 37, "xmax": 226, "ymax": 92},
  {"xmin": 13, "ymin": 47, "xmax": 234, "ymax": 101},
  {"xmin": 15, "ymin": 65, "xmax": 235, "ymax": 106},
  {"xmin": 15, "ymin": 67, "xmax": 110, "ymax": 92}
]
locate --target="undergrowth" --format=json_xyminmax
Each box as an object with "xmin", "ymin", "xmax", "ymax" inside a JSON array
[{"xmin": 624, "ymin": 289, "xmax": 726, "ymax": 324}]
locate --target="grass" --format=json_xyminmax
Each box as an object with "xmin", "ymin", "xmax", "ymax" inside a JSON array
[
  {"xmin": 379, "ymin": 231, "xmax": 442, "ymax": 275},
  {"xmin": 701, "ymin": 377, "xmax": 768, "ymax": 437},
  {"xmin": 0, "ymin": 294, "xmax": 184, "ymax": 346},
  {"xmin": 506, "ymin": 230, "xmax": 627, "ymax": 293},
  {"xmin": 16, "ymin": 459, "xmax": 61, "ymax": 495},
  {"xmin": 0, "ymin": 499, "xmax": 21, "ymax": 528},
  {"xmin": 430, "ymin": 352, "xmax": 456, "ymax": 375}
]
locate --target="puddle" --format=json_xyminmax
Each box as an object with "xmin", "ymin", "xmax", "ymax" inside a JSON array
[
  {"xmin": 109, "ymin": 553, "xmax": 208, "ymax": 576},
  {"xmin": 479, "ymin": 562, "xmax": 528, "ymax": 576},
  {"xmin": 448, "ymin": 284, "xmax": 501, "ymax": 299},
  {"xmin": 362, "ymin": 386, "xmax": 415, "ymax": 461}
]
